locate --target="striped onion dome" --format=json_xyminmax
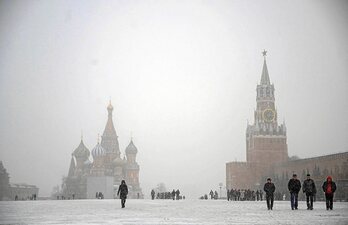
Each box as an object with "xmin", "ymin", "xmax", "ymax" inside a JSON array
[
  {"xmin": 91, "ymin": 143, "xmax": 106, "ymax": 158},
  {"xmin": 73, "ymin": 140, "xmax": 90, "ymax": 159},
  {"xmin": 125, "ymin": 140, "xmax": 138, "ymax": 154}
]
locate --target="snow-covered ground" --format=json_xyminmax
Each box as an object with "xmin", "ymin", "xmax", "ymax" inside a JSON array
[{"xmin": 1, "ymin": 199, "xmax": 347, "ymax": 225}]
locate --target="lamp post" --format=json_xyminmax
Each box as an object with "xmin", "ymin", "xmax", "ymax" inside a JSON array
[{"xmin": 219, "ymin": 183, "xmax": 223, "ymax": 199}]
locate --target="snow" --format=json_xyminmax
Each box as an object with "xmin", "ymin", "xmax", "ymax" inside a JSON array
[{"xmin": 1, "ymin": 199, "xmax": 347, "ymax": 224}]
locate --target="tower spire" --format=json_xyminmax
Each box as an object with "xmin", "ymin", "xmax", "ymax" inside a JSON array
[
  {"xmin": 68, "ymin": 155, "xmax": 76, "ymax": 177},
  {"xmin": 260, "ymin": 50, "xmax": 271, "ymax": 85},
  {"xmin": 101, "ymin": 100, "xmax": 120, "ymax": 155}
]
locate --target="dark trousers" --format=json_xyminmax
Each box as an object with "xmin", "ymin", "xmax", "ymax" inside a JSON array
[
  {"xmin": 121, "ymin": 199, "xmax": 126, "ymax": 208},
  {"xmin": 266, "ymin": 194, "xmax": 274, "ymax": 210},
  {"xmin": 306, "ymin": 193, "xmax": 314, "ymax": 209},
  {"xmin": 290, "ymin": 192, "xmax": 298, "ymax": 209},
  {"xmin": 325, "ymin": 194, "xmax": 334, "ymax": 210}
]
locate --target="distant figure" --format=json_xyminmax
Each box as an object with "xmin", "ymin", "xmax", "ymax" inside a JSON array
[
  {"xmin": 227, "ymin": 189, "xmax": 230, "ymax": 201},
  {"xmin": 176, "ymin": 189, "xmax": 180, "ymax": 200},
  {"xmin": 209, "ymin": 190, "xmax": 214, "ymax": 199},
  {"xmin": 96, "ymin": 192, "xmax": 98, "ymax": 199},
  {"xmin": 288, "ymin": 174, "xmax": 301, "ymax": 210},
  {"xmin": 264, "ymin": 178, "xmax": 275, "ymax": 210},
  {"xmin": 259, "ymin": 190, "xmax": 263, "ymax": 201},
  {"xmin": 117, "ymin": 180, "xmax": 128, "ymax": 208},
  {"xmin": 322, "ymin": 176, "xmax": 337, "ymax": 210},
  {"xmin": 171, "ymin": 189, "xmax": 176, "ymax": 200},
  {"xmin": 137, "ymin": 193, "xmax": 140, "ymax": 199},
  {"xmin": 204, "ymin": 194, "xmax": 208, "ymax": 200},
  {"xmin": 214, "ymin": 191, "xmax": 218, "ymax": 200},
  {"xmin": 72, "ymin": 193, "xmax": 75, "ymax": 200},
  {"xmin": 256, "ymin": 190, "xmax": 259, "ymax": 201},
  {"xmin": 303, "ymin": 174, "xmax": 316, "ymax": 210},
  {"xmin": 151, "ymin": 189, "xmax": 155, "ymax": 200}
]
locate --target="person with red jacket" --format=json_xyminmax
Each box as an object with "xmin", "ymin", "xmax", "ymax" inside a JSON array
[{"xmin": 322, "ymin": 176, "xmax": 337, "ymax": 210}]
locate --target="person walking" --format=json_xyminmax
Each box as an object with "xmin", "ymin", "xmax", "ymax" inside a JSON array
[
  {"xmin": 303, "ymin": 174, "xmax": 316, "ymax": 210},
  {"xmin": 288, "ymin": 174, "xmax": 301, "ymax": 210},
  {"xmin": 176, "ymin": 189, "xmax": 180, "ymax": 200},
  {"xmin": 171, "ymin": 189, "xmax": 176, "ymax": 200},
  {"xmin": 322, "ymin": 176, "xmax": 337, "ymax": 210},
  {"xmin": 117, "ymin": 180, "xmax": 128, "ymax": 208},
  {"xmin": 263, "ymin": 178, "xmax": 276, "ymax": 210},
  {"xmin": 151, "ymin": 189, "xmax": 155, "ymax": 200}
]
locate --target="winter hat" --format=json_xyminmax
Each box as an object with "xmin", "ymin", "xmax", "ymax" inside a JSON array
[
  {"xmin": 267, "ymin": 178, "xmax": 271, "ymax": 181},
  {"xmin": 327, "ymin": 176, "xmax": 332, "ymax": 181},
  {"xmin": 293, "ymin": 174, "xmax": 297, "ymax": 177},
  {"xmin": 307, "ymin": 173, "xmax": 310, "ymax": 176}
]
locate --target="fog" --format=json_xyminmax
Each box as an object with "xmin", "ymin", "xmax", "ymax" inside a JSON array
[{"xmin": 0, "ymin": 0, "xmax": 347, "ymax": 198}]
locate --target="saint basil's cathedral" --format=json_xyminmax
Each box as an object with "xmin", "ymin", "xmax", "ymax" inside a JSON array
[{"xmin": 62, "ymin": 102, "xmax": 143, "ymax": 199}]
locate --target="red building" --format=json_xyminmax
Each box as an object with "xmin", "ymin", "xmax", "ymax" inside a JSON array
[{"xmin": 226, "ymin": 51, "xmax": 348, "ymax": 200}]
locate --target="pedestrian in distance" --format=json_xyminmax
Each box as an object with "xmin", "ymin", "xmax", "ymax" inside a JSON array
[
  {"xmin": 176, "ymin": 189, "xmax": 180, "ymax": 200},
  {"xmin": 288, "ymin": 174, "xmax": 301, "ymax": 210},
  {"xmin": 151, "ymin": 189, "xmax": 155, "ymax": 200},
  {"xmin": 322, "ymin": 176, "xmax": 337, "ymax": 210},
  {"xmin": 171, "ymin": 189, "xmax": 176, "ymax": 200},
  {"xmin": 209, "ymin": 190, "xmax": 214, "ymax": 199},
  {"xmin": 117, "ymin": 180, "xmax": 128, "ymax": 208},
  {"xmin": 263, "ymin": 178, "xmax": 276, "ymax": 210},
  {"xmin": 303, "ymin": 174, "xmax": 316, "ymax": 210}
]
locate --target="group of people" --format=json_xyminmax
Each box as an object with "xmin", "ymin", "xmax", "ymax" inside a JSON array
[
  {"xmin": 227, "ymin": 189, "xmax": 264, "ymax": 201},
  {"xmin": 263, "ymin": 174, "xmax": 337, "ymax": 210},
  {"xmin": 95, "ymin": 192, "xmax": 104, "ymax": 199},
  {"xmin": 117, "ymin": 175, "xmax": 337, "ymax": 210},
  {"xmin": 150, "ymin": 189, "xmax": 182, "ymax": 200}
]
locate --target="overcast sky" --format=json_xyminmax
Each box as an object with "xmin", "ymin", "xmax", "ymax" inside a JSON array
[{"xmin": 0, "ymin": 0, "xmax": 347, "ymax": 198}]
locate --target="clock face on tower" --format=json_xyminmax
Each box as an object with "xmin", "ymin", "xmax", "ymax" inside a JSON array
[{"xmin": 263, "ymin": 109, "xmax": 275, "ymax": 122}]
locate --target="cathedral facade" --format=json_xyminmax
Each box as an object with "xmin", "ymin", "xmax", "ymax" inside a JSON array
[
  {"xmin": 62, "ymin": 102, "xmax": 143, "ymax": 199},
  {"xmin": 226, "ymin": 52, "xmax": 348, "ymax": 200}
]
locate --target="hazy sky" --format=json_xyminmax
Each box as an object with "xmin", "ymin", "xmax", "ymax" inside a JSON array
[{"xmin": 0, "ymin": 0, "xmax": 347, "ymax": 198}]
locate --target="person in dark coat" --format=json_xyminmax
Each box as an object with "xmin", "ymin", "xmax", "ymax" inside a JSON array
[
  {"xmin": 263, "ymin": 178, "xmax": 276, "ymax": 210},
  {"xmin": 176, "ymin": 189, "xmax": 180, "ymax": 200},
  {"xmin": 322, "ymin": 176, "xmax": 337, "ymax": 210},
  {"xmin": 303, "ymin": 174, "xmax": 316, "ymax": 210},
  {"xmin": 171, "ymin": 189, "xmax": 176, "ymax": 200},
  {"xmin": 117, "ymin": 180, "xmax": 128, "ymax": 208},
  {"xmin": 288, "ymin": 174, "xmax": 301, "ymax": 210},
  {"xmin": 151, "ymin": 189, "xmax": 155, "ymax": 200}
]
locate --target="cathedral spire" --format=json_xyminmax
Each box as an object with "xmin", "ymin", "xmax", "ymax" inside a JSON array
[
  {"xmin": 68, "ymin": 155, "xmax": 76, "ymax": 177},
  {"xmin": 260, "ymin": 50, "xmax": 271, "ymax": 85},
  {"xmin": 101, "ymin": 100, "xmax": 120, "ymax": 155}
]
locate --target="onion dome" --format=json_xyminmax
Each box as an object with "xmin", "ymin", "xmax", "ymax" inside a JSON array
[
  {"xmin": 91, "ymin": 143, "xmax": 106, "ymax": 158},
  {"xmin": 125, "ymin": 139, "xmax": 138, "ymax": 154},
  {"xmin": 73, "ymin": 140, "xmax": 90, "ymax": 159}
]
